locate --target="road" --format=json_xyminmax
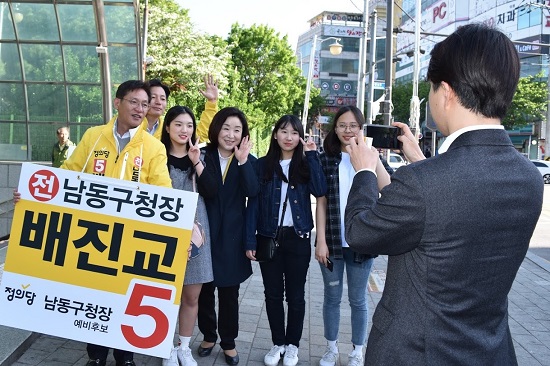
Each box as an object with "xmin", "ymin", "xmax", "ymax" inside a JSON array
[{"xmin": 528, "ymin": 185, "xmax": 550, "ymax": 261}]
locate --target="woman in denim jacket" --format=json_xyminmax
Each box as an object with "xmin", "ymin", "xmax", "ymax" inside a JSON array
[{"xmin": 246, "ymin": 115, "xmax": 327, "ymax": 366}]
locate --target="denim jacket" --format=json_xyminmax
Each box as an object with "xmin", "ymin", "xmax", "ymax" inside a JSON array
[{"xmin": 245, "ymin": 151, "xmax": 327, "ymax": 250}]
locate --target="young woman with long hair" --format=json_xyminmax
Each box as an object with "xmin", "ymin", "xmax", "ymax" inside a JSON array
[
  {"xmin": 160, "ymin": 105, "xmax": 217, "ymax": 366},
  {"xmin": 245, "ymin": 114, "xmax": 327, "ymax": 366},
  {"xmin": 315, "ymin": 105, "xmax": 392, "ymax": 366}
]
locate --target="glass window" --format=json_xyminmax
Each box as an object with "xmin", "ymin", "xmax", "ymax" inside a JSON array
[
  {"xmin": 518, "ymin": 8, "xmax": 530, "ymax": 30},
  {"xmin": 64, "ymin": 45, "xmax": 101, "ymax": 83},
  {"xmin": 0, "ymin": 2, "xmax": 17, "ymax": 40},
  {"xmin": 109, "ymin": 45, "xmax": 139, "ymax": 82},
  {"xmin": 58, "ymin": 4, "xmax": 97, "ymax": 42},
  {"xmin": 105, "ymin": 4, "xmax": 136, "ymax": 43},
  {"xmin": 0, "ymin": 83, "xmax": 25, "ymax": 120},
  {"xmin": 27, "ymin": 84, "xmax": 66, "ymax": 122},
  {"xmin": 68, "ymin": 85, "xmax": 103, "ymax": 124},
  {"xmin": 21, "ymin": 44, "xmax": 63, "ymax": 81},
  {"xmin": 0, "ymin": 43, "xmax": 22, "ymax": 80},
  {"xmin": 0, "ymin": 122, "xmax": 28, "ymax": 160},
  {"xmin": 29, "ymin": 122, "xmax": 57, "ymax": 161},
  {"xmin": 15, "ymin": 2, "xmax": 59, "ymax": 41}
]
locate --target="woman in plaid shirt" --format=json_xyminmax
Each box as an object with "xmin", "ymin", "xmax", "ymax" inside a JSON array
[{"xmin": 315, "ymin": 105, "xmax": 393, "ymax": 366}]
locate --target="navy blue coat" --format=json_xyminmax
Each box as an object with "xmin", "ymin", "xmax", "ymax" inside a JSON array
[{"xmin": 202, "ymin": 146, "xmax": 259, "ymax": 287}]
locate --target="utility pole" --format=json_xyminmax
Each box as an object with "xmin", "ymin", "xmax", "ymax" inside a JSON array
[
  {"xmin": 382, "ymin": 0, "xmax": 394, "ymax": 127},
  {"xmin": 357, "ymin": 0, "xmax": 370, "ymax": 113},
  {"xmin": 410, "ymin": 0, "xmax": 421, "ymax": 142},
  {"xmin": 366, "ymin": 10, "xmax": 378, "ymax": 123},
  {"xmin": 546, "ymin": 58, "xmax": 550, "ymax": 159}
]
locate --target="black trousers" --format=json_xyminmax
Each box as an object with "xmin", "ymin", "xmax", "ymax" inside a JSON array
[
  {"xmin": 259, "ymin": 226, "xmax": 311, "ymax": 347},
  {"xmin": 86, "ymin": 343, "xmax": 133, "ymax": 362},
  {"xmin": 197, "ymin": 282, "xmax": 240, "ymax": 350}
]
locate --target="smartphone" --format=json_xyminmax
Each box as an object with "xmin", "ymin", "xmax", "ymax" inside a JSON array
[
  {"xmin": 326, "ymin": 258, "xmax": 334, "ymax": 272},
  {"xmin": 365, "ymin": 124, "xmax": 402, "ymax": 149}
]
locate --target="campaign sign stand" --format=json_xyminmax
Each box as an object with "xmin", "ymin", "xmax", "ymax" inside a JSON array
[{"xmin": 0, "ymin": 163, "xmax": 197, "ymax": 358}]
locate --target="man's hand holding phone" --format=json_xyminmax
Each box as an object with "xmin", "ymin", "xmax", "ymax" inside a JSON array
[
  {"xmin": 392, "ymin": 122, "xmax": 426, "ymax": 163},
  {"xmin": 345, "ymin": 132, "xmax": 379, "ymax": 173}
]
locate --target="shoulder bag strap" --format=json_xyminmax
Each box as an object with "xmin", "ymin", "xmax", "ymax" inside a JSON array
[{"xmin": 275, "ymin": 190, "xmax": 289, "ymax": 239}]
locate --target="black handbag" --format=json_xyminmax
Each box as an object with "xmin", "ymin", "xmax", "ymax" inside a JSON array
[{"xmin": 255, "ymin": 192, "xmax": 289, "ymax": 263}]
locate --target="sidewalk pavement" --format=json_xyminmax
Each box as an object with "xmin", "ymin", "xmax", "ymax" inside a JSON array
[{"xmin": 1, "ymin": 246, "xmax": 549, "ymax": 366}]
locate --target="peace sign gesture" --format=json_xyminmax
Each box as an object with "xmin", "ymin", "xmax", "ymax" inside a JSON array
[
  {"xmin": 189, "ymin": 136, "xmax": 201, "ymax": 168},
  {"xmin": 301, "ymin": 136, "xmax": 317, "ymax": 152}
]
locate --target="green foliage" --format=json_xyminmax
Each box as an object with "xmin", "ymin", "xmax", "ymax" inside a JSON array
[
  {"xmin": 391, "ymin": 81, "xmax": 430, "ymax": 124},
  {"xmin": 144, "ymin": 1, "xmax": 312, "ymax": 154},
  {"xmin": 227, "ymin": 24, "xmax": 306, "ymax": 127},
  {"xmin": 503, "ymin": 74, "xmax": 547, "ymax": 129},
  {"xmin": 144, "ymin": 0, "xmax": 230, "ymax": 114},
  {"xmin": 391, "ymin": 77, "xmax": 548, "ymax": 130}
]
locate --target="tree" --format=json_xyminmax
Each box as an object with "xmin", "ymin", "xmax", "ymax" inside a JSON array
[
  {"xmin": 390, "ymin": 80, "xmax": 430, "ymax": 124},
  {"xmin": 145, "ymin": 0, "xmax": 230, "ymax": 114},
  {"xmin": 503, "ymin": 74, "xmax": 547, "ymax": 129},
  {"xmin": 226, "ymin": 24, "xmax": 306, "ymax": 128}
]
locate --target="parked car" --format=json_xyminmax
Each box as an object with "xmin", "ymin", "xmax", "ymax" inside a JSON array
[
  {"xmin": 388, "ymin": 152, "xmax": 407, "ymax": 170},
  {"xmin": 531, "ymin": 160, "xmax": 550, "ymax": 184}
]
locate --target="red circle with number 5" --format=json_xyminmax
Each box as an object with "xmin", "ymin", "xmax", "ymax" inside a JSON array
[{"xmin": 28, "ymin": 169, "xmax": 59, "ymax": 202}]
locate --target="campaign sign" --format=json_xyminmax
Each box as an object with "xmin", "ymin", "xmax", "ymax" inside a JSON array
[{"xmin": 0, "ymin": 163, "xmax": 197, "ymax": 358}]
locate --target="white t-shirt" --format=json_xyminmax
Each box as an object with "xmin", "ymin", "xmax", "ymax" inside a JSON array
[
  {"xmin": 338, "ymin": 152, "xmax": 356, "ymax": 247},
  {"xmin": 279, "ymin": 159, "xmax": 293, "ymax": 226}
]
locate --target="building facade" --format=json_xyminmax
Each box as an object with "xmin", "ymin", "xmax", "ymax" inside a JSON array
[
  {"xmin": 396, "ymin": 0, "xmax": 548, "ymax": 158},
  {"xmin": 0, "ymin": 0, "xmax": 144, "ymax": 162}
]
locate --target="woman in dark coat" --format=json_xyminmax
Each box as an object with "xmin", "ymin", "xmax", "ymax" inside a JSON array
[{"xmin": 197, "ymin": 107, "xmax": 259, "ymax": 366}]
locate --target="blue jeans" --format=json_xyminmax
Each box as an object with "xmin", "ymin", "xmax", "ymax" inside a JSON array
[
  {"xmin": 319, "ymin": 247, "xmax": 373, "ymax": 345},
  {"xmin": 260, "ymin": 227, "xmax": 311, "ymax": 347}
]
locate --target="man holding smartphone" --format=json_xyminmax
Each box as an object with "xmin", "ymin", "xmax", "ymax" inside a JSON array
[{"xmin": 344, "ymin": 24, "xmax": 543, "ymax": 365}]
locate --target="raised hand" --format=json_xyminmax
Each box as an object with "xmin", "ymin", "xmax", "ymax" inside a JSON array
[
  {"xmin": 345, "ymin": 132, "xmax": 379, "ymax": 172},
  {"xmin": 199, "ymin": 74, "xmax": 219, "ymax": 102},
  {"xmin": 300, "ymin": 137, "xmax": 317, "ymax": 152},
  {"xmin": 188, "ymin": 136, "xmax": 201, "ymax": 166},
  {"xmin": 234, "ymin": 135, "xmax": 253, "ymax": 164},
  {"xmin": 393, "ymin": 121, "xmax": 426, "ymax": 163}
]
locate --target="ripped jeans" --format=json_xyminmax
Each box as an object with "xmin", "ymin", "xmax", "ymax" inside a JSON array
[{"xmin": 319, "ymin": 247, "xmax": 374, "ymax": 346}]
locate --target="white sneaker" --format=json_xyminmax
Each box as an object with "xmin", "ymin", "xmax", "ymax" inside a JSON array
[
  {"xmin": 177, "ymin": 346, "xmax": 198, "ymax": 366},
  {"xmin": 283, "ymin": 345, "xmax": 299, "ymax": 366},
  {"xmin": 264, "ymin": 345, "xmax": 285, "ymax": 366},
  {"xmin": 162, "ymin": 347, "xmax": 179, "ymax": 366},
  {"xmin": 319, "ymin": 346, "xmax": 339, "ymax": 366},
  {"xmin": 347, "ymin": 351, "xmax": 363, "ymax": 366}
]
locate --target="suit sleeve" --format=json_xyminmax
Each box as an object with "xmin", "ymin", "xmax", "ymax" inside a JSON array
[
  {"xmin": 345, "ymin": 167, "xmax": 425, "ymax": 256},
  {"xmin": 196, "ymin": 100, "xmax": 217, "ymax": 143}
]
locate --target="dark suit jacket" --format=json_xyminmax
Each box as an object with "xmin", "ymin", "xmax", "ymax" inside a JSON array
[
  {"xmin": 203, "ymin": 146, "xmax": 259, "ymax": 287},
  {"xmin": 345, "ymin": 129, "xmax": 544, "ymax": 365}
]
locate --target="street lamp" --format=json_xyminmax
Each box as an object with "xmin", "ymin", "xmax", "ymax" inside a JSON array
[{"xmin": 302, "ymin": 35, "xmax": 343, "ymax": 132}]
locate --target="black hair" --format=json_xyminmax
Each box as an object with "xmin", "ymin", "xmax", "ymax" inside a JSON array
[
  {"xmin": 207, "ymin": 107, "xmax": 250, "ymax": 149},
  {"xmin": 115, "ymin": 80, "xmax": 151, "ymax": 101},
  {"xmin": 161, "ymin": 106, "xmax": 197, "ymax": 178},
  {"xmin": 426, "ymin": 23, "xmax": 519, "ymax": 119},
  {"xmin": 148, "ymin": 78, "xmax": 171, "ymax": 99},
  {"xmin": 262, "ymin": 114, "xmax": 310, "ymax": 185},
  {"xmin": 323, "ymin": 105, "xmax": 366, "ymax": 156}
]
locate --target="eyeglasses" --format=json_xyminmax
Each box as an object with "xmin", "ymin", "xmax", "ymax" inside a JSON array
[
  {"xmin": 121, "ymin": 98, "xmax": 150, "ymax": 110},
  {"xmin": 336, "ymin": 123, "xmax": 360, "ymax": 132}
]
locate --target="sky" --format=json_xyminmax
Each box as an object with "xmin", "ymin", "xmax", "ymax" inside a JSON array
[{"xmin": 176, "ymin": 0, "xmax": 362, "ymax": 49}]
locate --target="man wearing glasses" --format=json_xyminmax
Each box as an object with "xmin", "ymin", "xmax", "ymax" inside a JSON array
[{"xmin": 62, "ymin": 80, "xmax": 172, "ymax": 366}]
